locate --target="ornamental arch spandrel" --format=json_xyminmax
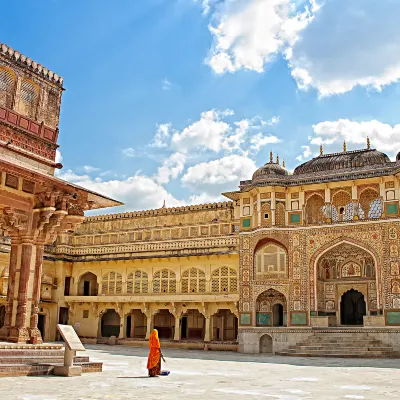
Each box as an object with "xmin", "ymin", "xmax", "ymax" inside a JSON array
[{"xmin": 309, "ymin": 236, "xmax": 382, "ymax": 312}]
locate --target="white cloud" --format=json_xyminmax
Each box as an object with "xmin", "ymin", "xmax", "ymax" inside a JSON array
[
  {"xmin": 296, "ymin": 145, "xmax": 312, "ymax": 161},
  {"xmin": 206, "ymin": 0, "xmax": 315, "ymax": 74},
  {"xmin": 182, "ymin": 154, "xmax": 256, "ymax": 196},
  {"xmin": 82, "ymin": 165, "xmax": 99, "ymax": 173},
  {"xmin": 249, "ymin": 133, "xmax": 281, "ymax": 153},
  {"xmin": 150, "ymin": 123, "xmax": 172, "ymax": 148},
  {"xmin": 56, "ymin": 169, "xmax": 184, "ymax": 213},
  {"xmin": 262, "ymin": 116, "xmax": 280, "ymax": 126},
  {"xmin": 155, "ymin": 152, "xmax": 186, "ymax": 184},
  {"xmin": 122, "ymin": 148, "xmax": 136, "ymax": 157},
  {"xmin": 304, "ymin": 119, "xmax": 400, "ymax": 159},
  {"xmin": 171, "ymin": 109, "xmax": 233, "ymax": 153},
  {"xmin": 288, "ymin": 0, "xmax": 400, "ymax": 96},
  {"xmin": 189, "ymin": 192, "xmax": 225, "ymax": 204},
  {"xmin": 55, "ymin": 149, "xmax": 62, "ymax": 164},
  {"xmin": 162, "ymin": 78, "xmax": 172, "ymax": 91}
]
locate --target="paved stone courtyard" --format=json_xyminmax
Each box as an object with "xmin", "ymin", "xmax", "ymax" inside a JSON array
[{"xmin": 0, "ymin": 344, "xmax": 399, "ymax": 399}]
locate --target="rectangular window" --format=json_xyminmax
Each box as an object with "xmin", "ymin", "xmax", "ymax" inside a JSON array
[
  {"xmin": 243, "ymin": 206, "xmax": 250, "ymax": 216},
  {"xmin": 64, "ymin": 277, "xmax": 71, "ymax": 296},
  {"xmin": 264, "ymin": 213, "xmax": 269, "ymax": 219},
  {"xmin": 290, "ymin": 212, "xmax": 301, "ymax": 223}
]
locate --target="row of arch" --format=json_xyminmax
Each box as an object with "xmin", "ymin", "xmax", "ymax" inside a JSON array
[
  {"xmin": 305, "ymin": 188, "xmax": 382, "ymax": 224},
  {"xmin": 78, "ymin": 267, "xmax": 238, "ymax": 296}
]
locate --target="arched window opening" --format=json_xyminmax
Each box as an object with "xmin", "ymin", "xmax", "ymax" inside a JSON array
[
  {"xmin": 19, "ymin": 79, "xmax": 39, "ymax": 119},
  {"xmin": 101, "ymin": 271, "xmax": 122, "ymax": 295},
  {"xmin": 127, "ymin": 270, "xmax": 148, "ymax": 294},
  {"xmin": 305, "ymin": 194, "xmax": 325, "ymax": 225},
  {"xmin": 181, "ymin": 268, "xmax": 206, "ymax": 293},
  {"xmin": 261, "ymin": 202, "xmax": 272, "ymax": 227},
  {"xmin": 255, "ymin": 243, "xmax": 287, "ymax": 277},
  {"xmin": 332, "ymin": 190, "xmax": 353, "ymax": 222},
  {"xmin": 275, "ymin": 202, "xmax": 285, "ymax": 226},
  {"xmin": 211, "ymin": 267, "xmax": 238, "ymax": 293},
  {"xmin": 78, "ymin": 272, "xmax": 98, "ymax": 296},
  {"xmin": 0, "ymin": 67, "xmax": 16, "ymax": 109},
  {"xmin": 153, "ymin": 269, "xmax": 176, "ymax": 294},
  {"xmin": 359, "ymin": 189, "xmax": 382, "ymax": 219},
  {"xmin": 256, "ymin": 289, "xmax": 287, "ymax": 327}
]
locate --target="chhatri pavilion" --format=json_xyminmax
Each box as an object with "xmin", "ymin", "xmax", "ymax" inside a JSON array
[{"xmin": 1, "ymin": 40, "xmax": 400, "ymax": 358}]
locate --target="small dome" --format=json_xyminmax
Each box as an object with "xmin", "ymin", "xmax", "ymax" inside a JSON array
[
  {"xmin": 252, "ymin": 162, "xmax": 289, "ymax": 183},
  {"xmin": 294, "ymin": 149, "xmax": 390, "ymax": 175}
]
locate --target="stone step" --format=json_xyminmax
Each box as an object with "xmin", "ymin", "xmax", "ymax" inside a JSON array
[
  {"xmin": 288, "ymin": 345, "xmax": 394, "ymax": 351},
  {"xmin": 0, "ymin": 343, "xmax": 63, "ymax": 350},
  {"xmin": 276, "ymin": 351, "xmax": 400, "ymax": 358},
  {"xmin": 0, "ymin": 364, "xmax": 54, "ymax": 377},
  {"xmin": 297, "ymin": 340, "xmax": 383, "ymax": 346},
  {"xmin": 0, "ymin": 349, "xmax": 65, "ymax": 357},
  {"xmin": 0, "ymin": 356, "xmax": 89, "ymax": 364}
]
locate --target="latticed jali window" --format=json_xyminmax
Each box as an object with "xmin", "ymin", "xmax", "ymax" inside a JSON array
[
  {"xmin": 255, "ymin": 243, "xmax": 287, "ymax": 276},
  {"xmin": 127, "ymin": 270, "xmax": 148, "ymax": 294},
  {"xmin": 359, "ymin": 188, "xmax": 382, "ymax": 219},
  {"xmin": 261, "ymin": 202, "xmax": 272, "ymax": 227},
  {"xmin": 0, "ymin": 67, "xmax": 16, "ymax": 109},
  {"xmin": 305, "ymin": 194, "xmax": 325, "ymax": 224},
  {"xmin": 101, "ymin": 271, "xmax": 123, "ymax": 295},
  {"xmin": 275, "ymin": 202, "xmax": 285, "ymax": 226},
  {"xmin": 332, "ymin": 190, "xmax": 353, "ymax": 221},
  {"xmin": 153, "ymin": 269, "xmax": 177, "ymax": 293},
  {"xmin": 211, "ymin": 267, "xmax": 238, "ymax": 293},
  {"xmin": 181, "ymin": 268, "xmax": 206, "ymax": 293},
  {"xmin": 19, "ymin": 79, "xmax": 39, "ymax": 119}
]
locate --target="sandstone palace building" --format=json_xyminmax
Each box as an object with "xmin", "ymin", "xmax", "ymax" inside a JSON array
[{"xmin": 1, "ymin": 41, "xmax": 400, "ymax": 355}]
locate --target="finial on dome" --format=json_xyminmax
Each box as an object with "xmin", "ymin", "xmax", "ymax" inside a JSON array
[
  {"xmin": 282, "ymin": 160, "xmax": 286, "ymax": 168},
  {"xmin": 270, "ymin": 151, "xmax": 273, "ymax": 163},
  {"xmin": 320, "ymin": 144, "xmax": 323, "ymax": 156},
  {"xmin": 276, "ymin": 154, "xmax": 280, "ymax": 164},
  {"xmin": 343, "ymin": 140, "xmax": 347, "ymax": 153},
  {"xmin": 367, "ymin": 137, "xmax": 371, "ymax": 149}
]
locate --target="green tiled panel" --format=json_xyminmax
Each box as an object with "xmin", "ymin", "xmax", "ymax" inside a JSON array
[
  {"xmin": 387, "ymin": 311, "xmax": 400, "ymax": 325},
  {"xmin": 291, "ymin": 312, "xmax": 307, "ymax": 325},
  {"xmin": 386, "ymin": 203, "xmax": 399, "ymax": 215},
  {"xmin": 240, "ymin": 313, "xmax": 251, "ymax": 325},
  {"xmin": 256, "ymin": 312, "xmax": 271, "ymax": 326},
  {"xmin": 290, "ymin": 213, "xmax": 301, "ymax": 223},
  {"xmin": 242, "ymin": 218, "xmax": 251, "ymax": 228}
]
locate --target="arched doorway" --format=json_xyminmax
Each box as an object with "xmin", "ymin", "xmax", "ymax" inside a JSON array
[
  {"xmin": 272, "ymin": 304, "xmax": 284, "ymax": 327},
  {"xmin": 259, "ymin": 334, "xmax": 272, "ymax": 353},
  {"xmin": 126, "ymin": 310, "xmax": 147, "ymax": 338},
  {"xmin": 153, "ymin": 309, "xmax": 174, "ymax": 339},
  {"xmin": 101, "ymin": 309, "xmax": 121, "ymax": 337},
  {"xmin": 341, "ymin": 289, "xmax": 366, "ymax": 325},
  {"xmin": 315, "ymin": 242, "xmax": 377, "ymax": 325},
  {"xmin": 256, "ymin": 289, "xmax": 287, "ymax": 327},
  {"xmin": 78, "ymin": 272, "xmax": 98, "ymax": 296},
  {"xmin": 212, "ymin": 309, "xmax": 238, "ymax": 341}
]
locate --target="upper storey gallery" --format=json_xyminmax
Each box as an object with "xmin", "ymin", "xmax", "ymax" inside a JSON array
[
  {"xmin": 0, "ymin": 42, "xmax": 63, "ymax": 129},
  {"xmin": 223, "ymin": 141, "xmax": 400, "ymax": 230}
]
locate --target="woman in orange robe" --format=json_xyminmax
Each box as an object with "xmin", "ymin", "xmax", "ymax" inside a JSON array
[{"xmin": 147, "ymin": 329, "xmax": 161, "ymax": 377}]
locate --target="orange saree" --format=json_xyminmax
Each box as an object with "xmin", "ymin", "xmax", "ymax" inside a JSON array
[{"xmin": 147, "ymin": 329, "xmax": 161, "ymax": 377}]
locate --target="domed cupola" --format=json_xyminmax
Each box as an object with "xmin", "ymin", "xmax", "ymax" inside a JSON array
[{"xmin": 252, "ymin": 152, "xmax": 289, "ymax": 183}]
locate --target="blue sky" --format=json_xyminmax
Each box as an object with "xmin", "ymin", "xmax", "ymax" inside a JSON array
[{"xmin": 2, "ymin": 0, "xmax": 400, "ymax": 213}]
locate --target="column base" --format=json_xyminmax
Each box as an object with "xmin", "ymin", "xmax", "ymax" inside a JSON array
[
  {"xmin": 29, "ymin": 327, "xmax": 43, "ymax": 344},
  {"xmin": 7, "ymin": 327, "xmax": 30, "ymax": 343},
  {"xmin": 0, "ymin": 326, "xmax": 10, "ymax": 341}
]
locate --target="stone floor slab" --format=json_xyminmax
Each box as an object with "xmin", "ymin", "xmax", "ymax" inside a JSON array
[{"xmin": 0, "ymin": 344, "xmax": 399, "ymax": 399}]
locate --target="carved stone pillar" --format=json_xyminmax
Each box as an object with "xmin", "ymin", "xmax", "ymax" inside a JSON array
[
  {"xmin": 29, "ymin": 245, "xmax": 44, "ymax": 343},
  {"xmin": 8, "ymin": 241, "xmax": 37, "ymax": 343},
  {"xmin": 204, "ymin": 316, "xmax": 211, "ymax": 342},
  {"xmin": 173, "ymin": 315, "xmax": 180, "ymax": 341},
  {"xmin": 0, "ymin": 242, "xmax": 19, "ymax": 340}
]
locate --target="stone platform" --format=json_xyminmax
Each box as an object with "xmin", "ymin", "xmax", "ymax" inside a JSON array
[
  {"xmin": 0, "ymin": 342, "xmax": 102, "ymax": 377},
  {"xmin": 239, "ymin": 327, "xmax": 400, "ymax": 357}
]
